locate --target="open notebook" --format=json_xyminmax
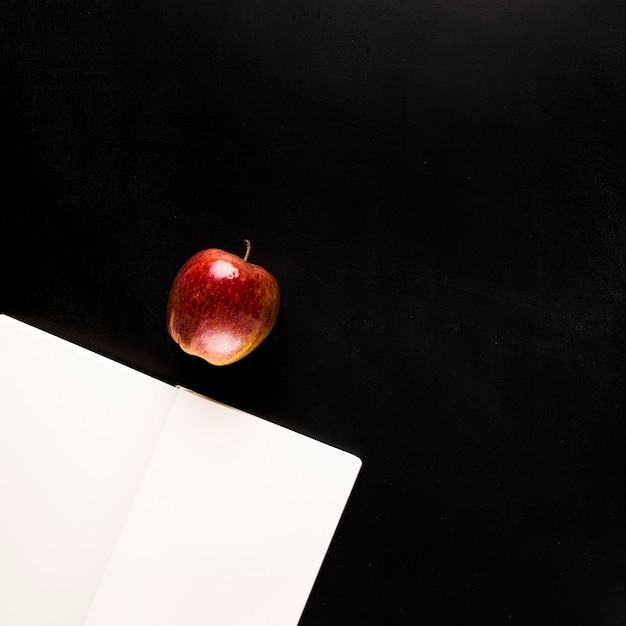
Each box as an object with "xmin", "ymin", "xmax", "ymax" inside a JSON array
[{"xmin": 0, "ymin": 314, "xmax": 361, "ymax": 625}]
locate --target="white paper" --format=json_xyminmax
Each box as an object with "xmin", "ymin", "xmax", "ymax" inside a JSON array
[
  {"xmin": 0, "ymin": 315, "xmax": 361, "ymax": 625},
  {"xmin": 83, "ymin": 388, "xmax": 361, "ymax": 625},
  {"xmin": 0, "ymin": 315, "xmax": 176, "ymax": 626}
]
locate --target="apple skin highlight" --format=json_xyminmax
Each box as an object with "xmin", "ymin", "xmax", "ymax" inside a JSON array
[{"xmin": 166, "ymin": 243, "xmax": 280, "ymax": 366}]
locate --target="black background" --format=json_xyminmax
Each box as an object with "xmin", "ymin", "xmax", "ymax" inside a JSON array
[{"xmin": 2, "ymin": 1, "xmax": 626, "ymax": 624}]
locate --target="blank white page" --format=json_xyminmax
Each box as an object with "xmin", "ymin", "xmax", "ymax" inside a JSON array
[
  {"xmin": 0, "ymin": 315, "xmax": 176, "ymax": 626},
  {"xmin": 83, "ymin": 387, "xmax": 362, "ymax": 626}
]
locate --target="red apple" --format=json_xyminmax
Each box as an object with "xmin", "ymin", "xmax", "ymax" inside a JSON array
[{"xmin": 166, "ymin": 240, "xmax": 280, "ymax": 366}]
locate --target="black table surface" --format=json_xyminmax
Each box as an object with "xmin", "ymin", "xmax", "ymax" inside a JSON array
[{"xmin": 2, "ymin": 2, "xmax": 626, "ymax": 624}]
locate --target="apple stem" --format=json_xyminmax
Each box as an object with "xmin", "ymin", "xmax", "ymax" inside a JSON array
[{"xmin": 243, "ymin": 239, "xmax": 251, "ymax": 262}]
